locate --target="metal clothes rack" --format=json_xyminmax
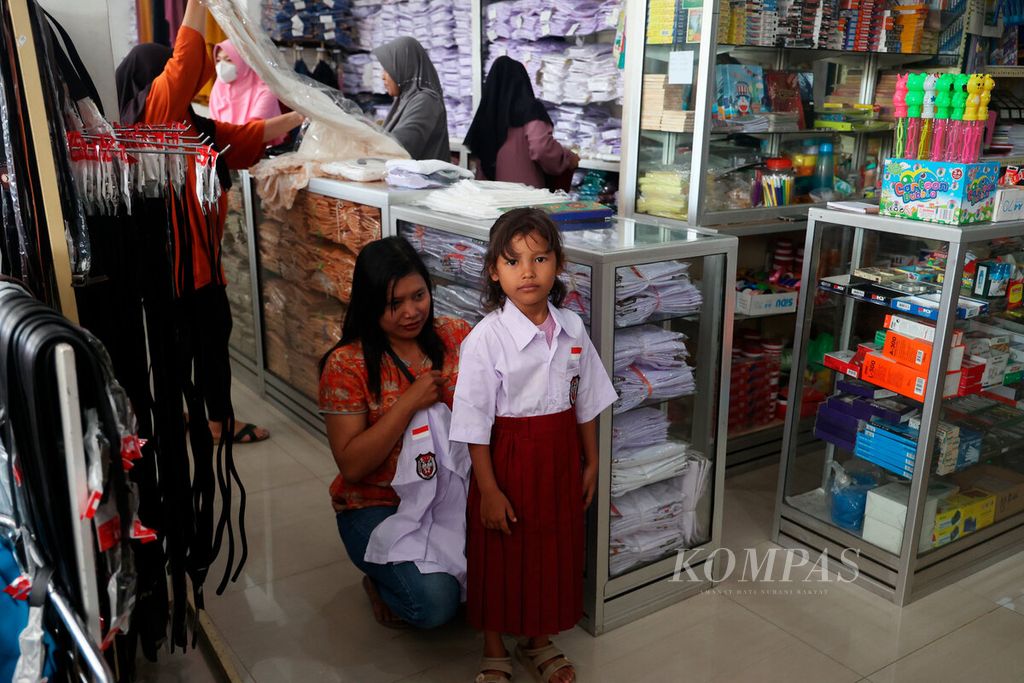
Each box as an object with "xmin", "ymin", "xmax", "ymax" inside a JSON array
[{"xmin": 0, "ymin": 343, "xmax": 113, "ymax": 683}]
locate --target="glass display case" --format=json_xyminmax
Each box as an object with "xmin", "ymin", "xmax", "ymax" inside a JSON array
[
  {"xmin": 390, "ymin": 205, "xmax": 736, "ymax": 633},
  {"xmin": 620, "ymin": 0, "xmax": 966, "ymax": 227},
  {"xmin": 776, "ymin": 208, "xmax": 1024, "ymax": 604}
]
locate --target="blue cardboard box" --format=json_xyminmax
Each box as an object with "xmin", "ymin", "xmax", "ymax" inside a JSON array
[{"xmin": 880, "ymin": 159, "xmax": 999, "ymax": 225}]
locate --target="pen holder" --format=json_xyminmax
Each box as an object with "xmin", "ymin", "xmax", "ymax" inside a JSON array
[{"xmin": 757, "ymin": 158, "xmax": 795, "ymax": 207}]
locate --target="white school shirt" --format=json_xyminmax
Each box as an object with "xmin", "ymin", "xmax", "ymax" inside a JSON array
[
  {"xmin": 364, "ymin": 403, "xmax": 470, "ymax": 593},
  {"xmin": 450, "ymin": 300, "xmax": 619, "ymax": 445}
]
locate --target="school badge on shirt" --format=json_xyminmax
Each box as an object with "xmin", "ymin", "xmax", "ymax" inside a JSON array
[
  {"xmin": 416, "ymin": 453, "xmax": 437, "ymax": 480},
  {"xmin": 569, "ymin": 375, "xmax": 580, "ymax": 406}
]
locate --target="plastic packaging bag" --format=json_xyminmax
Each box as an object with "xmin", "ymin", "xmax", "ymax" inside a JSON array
[{"xmin": 829, "ymin": 460, "xmax": 881, "ymax": 532}]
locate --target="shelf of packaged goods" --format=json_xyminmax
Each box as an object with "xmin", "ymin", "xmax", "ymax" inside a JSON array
[
  {"xmin": 578, "ymin": 157, "xmax": 621, "ymax": 173},
  {"xmin": 983, "ymin": 66, "xmax": 1024, "ymax": 79},
  {"xmin": 713, "ymin": 44, "xmax": 959, "ymax": 65},
  {"xmin": 981, "ymin": 153, "xmax": 1024, "ymax": 167},
  {"xmin": 816, "ymin": 279, "xmax": 992, "ymax": 324},
  {"xmin": 710, "ymin": 127, "xmax": 892, "ymax": 139}
]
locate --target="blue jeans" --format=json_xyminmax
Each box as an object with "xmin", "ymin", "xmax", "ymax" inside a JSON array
[{"xmin": 336, "ymin": 506, "xmax": 460, "ymax": 629}]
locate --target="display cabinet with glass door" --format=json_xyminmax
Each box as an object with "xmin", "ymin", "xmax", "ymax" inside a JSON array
[
  {"xmin": 389, "ymin": 205, "xmax": 736, "ymax": 633},
  {"xmin": 776, "ymin": 208, "xmax": 1024, "ymax": 604},
  {"xmin": 620, "ymin": 0, "xmax": 967, "ymax": 228}
]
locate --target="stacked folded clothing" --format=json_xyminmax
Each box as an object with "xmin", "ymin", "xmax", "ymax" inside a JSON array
[
  {"xmin": 345, "ymin": 0, "xmax": 473, "ymax": 138},
  {"xmin": 434, "ymin": 283, "xmax": 485, "ymax": 325},
  {"xmin": 612, "ymin": 407, "xmax": 670, "ymax": 453},
  {"xmin": 560, "ymin": 261, "xmax": 592, "ymax": 326},
  {"xmin": 610, "ymin": 440, "xmax": 692, "ymax": 496},
  {"xmin": 484, "ymin": 0, "xmax": 620, "ymax": 40},
  {"xmin": 416, "ymin": 180, "xmax": 565, "ymax": 220},
  {"xmin": 262, "ymin": 0, "xmax": 354, "ymax": 45},
  {"xmin": 384, "ymin": 159, "xmax": 473, "ymax": 189},
  {"xmin": 612, "ymin": 321, "xmax": 695, "ymax": 415},
  {"xmin": 614, "ymin": 260, "xmax": 703, "ymax": 327},
  {"xmin": 548, "ymin": 105, "xmax": 621, "ymax": 160},
  {"xmin": 609, "ymin": 451, "xmax": 712, "ymax": 576},
  {"xmin": 400, "ymin": 222, "xmax": 487, "ymax": 285}
]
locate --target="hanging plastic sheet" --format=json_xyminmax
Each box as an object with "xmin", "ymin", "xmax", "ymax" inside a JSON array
[{"xmin": 203, "ymin": 0, "xmax": 409, "ymax": 211}]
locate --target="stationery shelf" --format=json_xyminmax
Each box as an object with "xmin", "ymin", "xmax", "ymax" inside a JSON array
[{"xmin": 775, "ymin": 208, "xmax": 1024, "ymax": 606}]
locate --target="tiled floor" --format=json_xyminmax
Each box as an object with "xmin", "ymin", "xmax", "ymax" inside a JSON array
[{"xmin": 167, "ymin": 379, "xmax": 1024, "ymax": 682}]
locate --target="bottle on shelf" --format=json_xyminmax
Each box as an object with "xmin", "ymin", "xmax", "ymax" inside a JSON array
[
  {"xmin": 903, "ymin": 73, "xmax": 925, "ymax": 159},
  {"xmin": 893, "ymin": 74, "xmax": 909, "ymax": 159},
  {"xmin": 814, "ymin": 142, "xmax": 834, "ymax": 192},
  {"xmin": 917, "ymin": 74, "xmax": 937, "ymax": 160},
  {"xmin": 929, "ymin": 74, "xmax": 954, "ymax": 162},
  {"xmin": 944, "ymin": 74, "xmax": 970, "ymax": 163}
]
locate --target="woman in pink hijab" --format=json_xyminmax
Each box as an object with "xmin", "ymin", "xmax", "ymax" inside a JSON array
[{"xmin": 209, "ymin": 40, "xmax": 282, "ymax": 140}]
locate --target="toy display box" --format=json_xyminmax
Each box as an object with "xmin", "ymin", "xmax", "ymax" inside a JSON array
[{"xmin": 879, "ymin": 159, "xmax": 1000, "ymax": 226}]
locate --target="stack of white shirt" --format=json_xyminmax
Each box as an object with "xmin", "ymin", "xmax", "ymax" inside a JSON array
[
  {"xmin": 434, "ymin": 283, "xmax": 485, "ymax": 324},
  {"xmin": 615, "ymin": 260, "xmax": 703, "ymax": 327},
  {"xmin": 345, "ymin": 0, "xmax": 473, "ymax": 138},
  {"xmin": 612, "ymin": 407, "xmax": 670, "ymax": 453},
  {"xmin": 548, "ymin": 105, "xmax": 621, "ymax": 159},
  {"xmin": 612, "ymin": 325, "xmax": 695, "ymax": 414},
  {"xmin": 560, "ymin": 261, "xmax": 592, "ymax": 326},
  {"xmin": 400, "ymin": 222, "xmax": 487, "ymax": 284},
  {"xmin": 610, "ymin": 440, "xmax": 691, "ymax": 496},
  {"xmin": 484, "ymin": 0, "xmax": 621, "ymax": 40},
  {"xmin": 416, "ymin": 180, "xmax": 566, "ymax": 220},
  {"xmin": 613, "ymin": 326, "xmax": 689, "ymax": 373},
  {"xmin": 609, "ymin": 450, "xmax": 712, "ymax": 576}
]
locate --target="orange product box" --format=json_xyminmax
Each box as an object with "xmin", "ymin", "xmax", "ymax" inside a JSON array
[
  {"xmin": 860, "ymin": 352, "xmax": 960, "ymax": 401},
  {"xmin": 883, "ymin": 330, "xmax": 965, "ymax": 371}
]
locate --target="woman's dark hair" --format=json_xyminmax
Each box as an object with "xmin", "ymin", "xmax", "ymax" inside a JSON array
[
  {"xmin": 318, "ymin": 236, "xmax": 444, "ymax": 400},
  {"xmin": 483, "ymin": 208, "xmax": 566, "ymax": 311}
]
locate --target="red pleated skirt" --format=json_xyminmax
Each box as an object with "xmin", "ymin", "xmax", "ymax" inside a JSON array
[{"xmin": 466, "ymin": 409, "xmax": 584, "ymax": 637}]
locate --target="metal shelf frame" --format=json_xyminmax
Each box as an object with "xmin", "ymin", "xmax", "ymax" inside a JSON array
[{"xmin": 773, "ymin": 208, "xmax": 1024, "ymax": 605}]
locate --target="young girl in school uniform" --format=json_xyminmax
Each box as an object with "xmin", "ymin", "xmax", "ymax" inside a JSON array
[{"xmin": 450, "ymin": 208, "xmax": 618, "ymax": 683}]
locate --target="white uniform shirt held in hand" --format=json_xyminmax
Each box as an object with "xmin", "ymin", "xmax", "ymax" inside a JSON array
[
  {"xmin": 364, "ymin": 403, "xmax": 471, "ymax": 594},
  {"xmin": 450, "ymin": 300, "xmax": 619, "ymax": 445}
]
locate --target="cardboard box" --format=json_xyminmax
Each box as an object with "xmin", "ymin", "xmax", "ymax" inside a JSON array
[
  {"xmin": 824, "ymin": 350, "xmax": 861, "ymax": 378},
  {"xmin": 932, "ymin": 489, "xmax": 996, "ymax": 547},
  {"xmin": 860, "ymin": 352, "xmax": 960, "ymax": 401},
  {"xmin": 883, "ymin": 330, "xmax": 965, "ymax": 372},
  {"xmin": 736, "ymin": 288, "xmax": 798, "ymax": 316},
  {"xmin": 880, "ymin": 159, "xmax": 999, "ymax": 225},
  {"xmin": 992, "ymin": 186, "xmax": 1024, "ymax": 222},
  {"xmin": 950, "ymin": 464, "xmax": 1024, "ymax": 522},
  {"xmin": 863, "ymin": 480, "xmax": 957, "ymax": 553},
  {"xmin": 884, "ymin": 313, "xmax": 964, "ymax": 345}
]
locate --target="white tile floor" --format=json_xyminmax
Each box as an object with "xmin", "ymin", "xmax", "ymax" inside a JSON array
[{"xmin": 166, "ymin": 380, "xmax": 1024, "ymax": 682}]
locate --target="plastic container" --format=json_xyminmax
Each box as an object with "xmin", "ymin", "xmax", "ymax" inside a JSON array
[
  {"xmin": 759, "ymin": 157, "xmax": 795, "ymax": 207},
  {"xmin": 814, "ymin": 142, "xmax": 835, "ymax": 191}
]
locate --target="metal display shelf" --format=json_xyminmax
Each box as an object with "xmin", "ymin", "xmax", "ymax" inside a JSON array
[
  {"xmin": 774, "ymin": 208, "xmax": 1024, "ymax": 605},
  {"xmin": 388, "ymin": 205, "xmax": 737, "ymax": 634}
]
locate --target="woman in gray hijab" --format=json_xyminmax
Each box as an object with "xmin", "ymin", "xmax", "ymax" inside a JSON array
[{"xmin": 373, "ymin": 37, "xmax": 451, "ymax": 161}]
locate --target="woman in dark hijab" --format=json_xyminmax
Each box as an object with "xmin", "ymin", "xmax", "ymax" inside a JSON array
[
  {"xmin": 464, "ymin": 56, "xmax": 578, "ymax": 189},
  {"xmin": 372, "ymin": 37, "xmax": 450, "ymax": 162}
]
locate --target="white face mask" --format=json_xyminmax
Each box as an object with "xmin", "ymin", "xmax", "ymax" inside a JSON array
[{"xmin": 216, "ymin": 61, "xmax": 238, "ymax": 84}]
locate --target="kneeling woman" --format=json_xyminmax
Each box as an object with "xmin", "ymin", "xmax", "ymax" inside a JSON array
[{"xmin": 319, "ymin": 237, "xmax": 471, "ymax": 628}]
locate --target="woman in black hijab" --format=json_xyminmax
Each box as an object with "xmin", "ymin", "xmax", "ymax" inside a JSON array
[{"xmin": 464, "ymin": 56, "xmax": 578, "ymax": 189}]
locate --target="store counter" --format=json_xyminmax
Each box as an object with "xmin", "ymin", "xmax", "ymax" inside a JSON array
[{"xmin": 248, "ymin": 178, "xmax": 426, "ymax": 427}]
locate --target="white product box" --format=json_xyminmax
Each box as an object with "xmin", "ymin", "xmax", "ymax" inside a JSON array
[
  {"xmin": 863, "ymin": 481, "xmax": 958, "ymax": 554},
  {"xmin": 993, "ymin": 186, "xmax": 1024, "ymax": 222},
  {"xmin": 735, "ymin": 289, "xmax": 798, "ymax": 316}
]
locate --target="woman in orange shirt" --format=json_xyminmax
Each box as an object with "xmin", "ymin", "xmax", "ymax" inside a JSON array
[{"xmin": 116, "ymin": 0, "xmax": 300, "ymax": 443}]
